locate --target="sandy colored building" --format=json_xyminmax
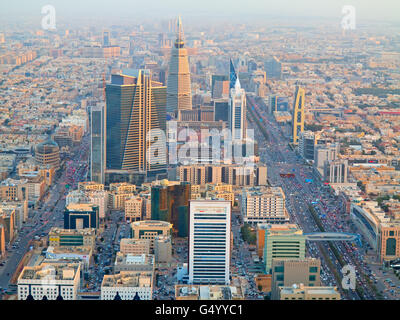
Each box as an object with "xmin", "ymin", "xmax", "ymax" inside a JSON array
[
  {"xmin": 17, "ymin": 262, "xmax": 81, "ymax": 300},
  {"xmin": 278, "ymin": 284, "xmax": 340, "ymax": 300},
  {"xmin": 101, "ymin": 271, "xmax": 153, "ymax": 300}
]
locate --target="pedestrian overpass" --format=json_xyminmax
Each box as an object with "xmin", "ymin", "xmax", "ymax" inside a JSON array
[{"xmin": 304, "ymin": 232, "xmax": 361, "ymax": 246}]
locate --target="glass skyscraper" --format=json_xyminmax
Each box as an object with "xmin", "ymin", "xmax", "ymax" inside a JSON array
[
  {"xmin": 90, "ymin": 103, "xmax": 105, "ymax": 184},
  {"xmin": 105, "ymin": 69, "xmax": 167, "ymax": 177}
]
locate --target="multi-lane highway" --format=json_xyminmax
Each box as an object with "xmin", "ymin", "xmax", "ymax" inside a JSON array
[
  {"xmin": 0, "ymin": 135, "xmax": 90, "ymax": 297},
  {"xmin": 247, "ymin": 95, "xmax": 385, "ymax": 300}
]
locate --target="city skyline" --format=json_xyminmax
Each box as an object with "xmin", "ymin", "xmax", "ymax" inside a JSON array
[{"xmin": 0, "ymin": 0, "xmax": 400, "ymax": 306}]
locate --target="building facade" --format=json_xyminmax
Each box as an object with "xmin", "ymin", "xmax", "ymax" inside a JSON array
[{"xmin": 188, "ymin": 200, "xmax": 231, "ymax": 285}]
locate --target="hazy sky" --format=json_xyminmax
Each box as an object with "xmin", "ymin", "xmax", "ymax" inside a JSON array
[{"xmin": 0, "ymin": 0, "xmax": 399, "ymax": 25}]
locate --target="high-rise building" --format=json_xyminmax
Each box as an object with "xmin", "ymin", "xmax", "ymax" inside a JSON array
[
  {"xmin": 214, "ymin": 100, "xmax": 230, "ymax": 122},
  {"xmin": 298, "ymin": 131, "xmax": 316, "ymax": 161},
  {"xmin": 229, "ymin": 77, "xmax": 246, "ymax": 141},
  {"xmin": 103, "ymin": 30, "xmax": 110, "ymax": 47},
  {"xmin": 188, "ymin": 200, "xmax": 231, "ymax": 285},
  {"xmin": 263, "ymin": 224, "xmax": 306, "ymax": 273},
  {"xmin": 90, "ymin": 104, "xmax": 105, "ymax": 184},
  {"xmin": 151, "ymin": 180, "xmax": 191, "ymax": 237},
  {"xmin": 242, "ymin": 187, "xmax": 289, "ymax": 224},
  {"xmin": 291, "ymin": 86, "xmax": 305, "ymax": 144},
  {"xmin": 105, "ymin": 70, "xmax": 166, "ymax": 177},
  {"xmin": 314, "ymin": 143, "xmax": 339, "ymax": 175},
  {"xmin": 229, "ymin": 58, "xmax": 237, "ymax": 90},
  {"xmin": 166, "ymin": 16, "xmax": 192, "ymax": 114},
  {"xmin": 265, "ymin": 56, "xmax": 282, "ymax": 80}
]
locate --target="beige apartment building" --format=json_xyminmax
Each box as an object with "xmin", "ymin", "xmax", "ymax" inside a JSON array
[
  {"xmin": 78, "ymin": 181, "xmax": 104, "ymax": 192},
  {"xmin": 278, "ymin": 284, "xmax": 340, "ymax": 300},
  {"xmin": 120, "ymin": 238, "xmax": 151, "ymax": 256},
  {"xmin": 101, "ymin": 271, "xmax": 153, "ymax": 300},
  {"xmin": 242, "ymin": 187, "xmax": 288, "ymax": 224},
  {"xmin": 17, "ymin": 263, "xmax": 81, "ymax": 300},
  {"xmin": 125, "ymin": 197, "xmax": 143, "ymax": 222}
]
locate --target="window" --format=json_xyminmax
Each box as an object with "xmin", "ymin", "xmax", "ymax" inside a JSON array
[
  {"xmin": 386, "ymin": 238, "xmax": 397, "ymax": 256},
  {"xmin": 309, "ymin": 275, "xmax": 316, "ymax": 282},
  {"xmin": 277, "ymin": 275, "xmax": 284, "ymax": 281},
  {"xmin": 274, "ymin": 266, "xmax": 284, "ymax": 273},
  {"xmin": 309, "ymin": 266, "xmax": 318, "ymax": 273}
]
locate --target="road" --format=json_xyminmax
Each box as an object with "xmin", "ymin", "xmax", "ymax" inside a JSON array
[
  {"xmin": 0, "ymin": 135, "xmax": 90, "ymax": 297},
  {"xmin": 247, "ymin": 95, "xmax": 386, "ymax": 300}
]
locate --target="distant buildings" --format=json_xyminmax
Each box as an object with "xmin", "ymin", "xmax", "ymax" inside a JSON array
[
  {"xmin": 102, "ymin": 30, "xmax": 110, "ymax": 47},
  {"xmin": 167, "ymin": 16, "xmax": 192, "ymax": 114},
  {"xmin": 189, "ymin": 200, "xmax": 231, "ymax": 285},
  {"xmin": 265, "ymin": 56, "xmax": 282, "ymax": 80}
]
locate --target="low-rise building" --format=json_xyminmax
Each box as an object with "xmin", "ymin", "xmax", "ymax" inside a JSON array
[
  {"xmin": 114, "ymin": 252, "xmax": 154, "ymax": 273},
  {"xmin": 278, "ymin": 284, "xmax": 340, "ymax": 300},
  {"xmin": 17, "ymin": 262, "xmax": 80, "ymax": 300},
  {"xmin": 101, "ymin": 271, "xmax": 153, "ymax": 300}
]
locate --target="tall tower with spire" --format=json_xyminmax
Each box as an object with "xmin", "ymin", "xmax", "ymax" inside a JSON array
[
  {"xmin": 167, "ymin": 16, "xmax": 192, "ymax": 115},
  {"xmin": 229, "ymin": 58, "xmax": 237, "ymax": 90},
  {"xmin": 229, "ymin": 76, "xmax": 246, "ymax": 141}
]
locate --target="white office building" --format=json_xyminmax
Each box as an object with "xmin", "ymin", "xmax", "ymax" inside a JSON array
[
  {"xmin": 189, "ymin": 200, "xmax": 231, "ymax": 285},
  {"xmin": 229, "ymin": 78, "xmax": 246, "ymax": 141}
]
